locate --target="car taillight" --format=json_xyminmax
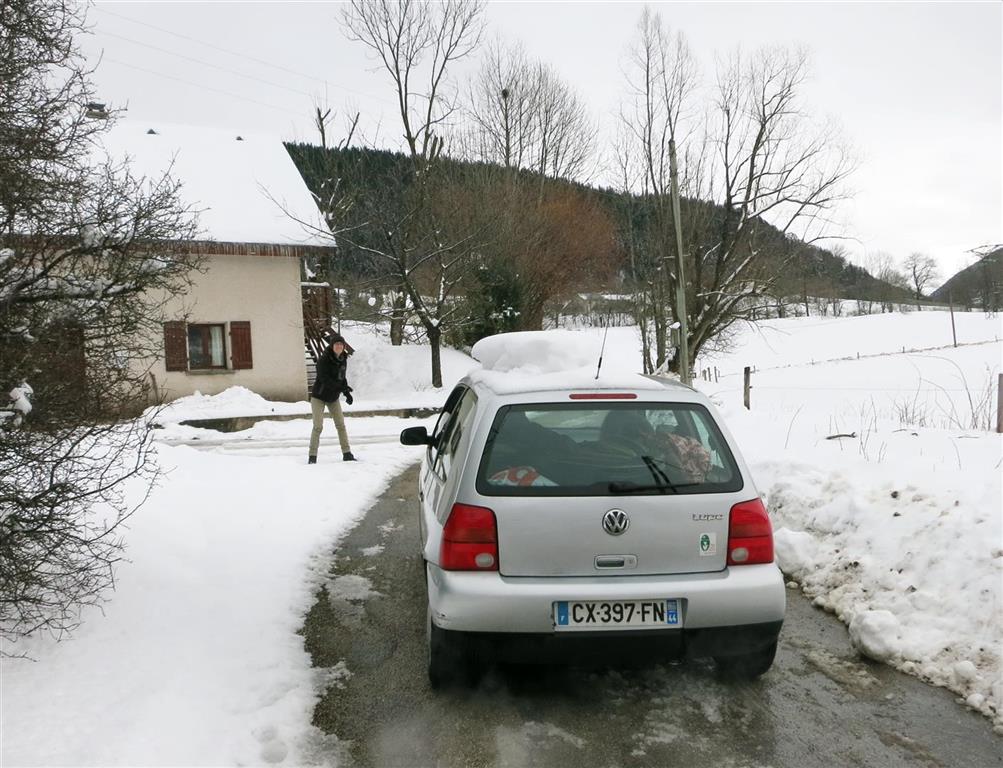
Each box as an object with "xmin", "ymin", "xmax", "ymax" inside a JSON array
[
  {"xmin": 440, "ymin": 503, "xmax": 498, "ymax": 571},
  {"xmin": 727, "ymin": 498, "xmax": 774, "ymax": 566}
]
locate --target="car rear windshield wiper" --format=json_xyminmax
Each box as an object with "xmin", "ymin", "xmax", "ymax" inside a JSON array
[{"xmin": 609, "ymin": 456, "xmax": 700, "ymax": 494}]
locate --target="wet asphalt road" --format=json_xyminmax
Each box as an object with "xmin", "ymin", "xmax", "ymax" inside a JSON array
[{"xmin": 301, "ymin": 463, "xmax": 1001, "ymax": 768}]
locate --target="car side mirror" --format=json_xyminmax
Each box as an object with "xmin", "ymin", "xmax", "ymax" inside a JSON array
[{"xmin": 400, "ymin": 426, "xmax": 433, "ymax": 446}]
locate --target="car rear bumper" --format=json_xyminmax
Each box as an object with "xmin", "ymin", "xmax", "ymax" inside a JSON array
[{"xmin": 427, "ymin": 562, "xmax": 786, "ymax": 641}]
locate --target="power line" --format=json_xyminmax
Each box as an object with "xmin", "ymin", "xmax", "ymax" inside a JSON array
[
  {"xmin": 101, "ymin": 56, "xmax": 294, "ymax": 117},
  {"xmin": 100, "ymin": 29, "xmax": 317, "ymax": 101},
  {"xmin": 94, "ymin": 6, "xmax": 393, "ymax": 106}
]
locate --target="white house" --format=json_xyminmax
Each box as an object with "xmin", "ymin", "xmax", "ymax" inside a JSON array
[{"xmin": 102, "ymin": 120, "xmax": 334, "ymax": 404}]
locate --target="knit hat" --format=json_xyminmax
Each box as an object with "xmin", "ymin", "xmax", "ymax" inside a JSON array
[{"xmin": 324, "ymin": 331, "xmax": 354, "ymax": 355}]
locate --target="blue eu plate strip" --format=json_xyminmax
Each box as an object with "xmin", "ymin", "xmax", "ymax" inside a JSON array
[{"xmin": 666, "ymin": 599, "xmax": 679, "ymax": 625}]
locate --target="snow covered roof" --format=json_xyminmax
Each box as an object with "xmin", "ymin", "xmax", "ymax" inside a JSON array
[{"xmin": 97, "ymin": 120, "xmax": 332, "ymax": 248}]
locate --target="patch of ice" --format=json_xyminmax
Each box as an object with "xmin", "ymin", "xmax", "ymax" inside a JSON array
[{"xmin": 327, "ymin": 574, "xmax": 379, "ymax": 602}]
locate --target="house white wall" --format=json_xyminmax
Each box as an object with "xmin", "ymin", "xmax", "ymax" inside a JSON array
[{"xmin": 147, "ymin": 251, "xmax": 308, "ymax": 403}]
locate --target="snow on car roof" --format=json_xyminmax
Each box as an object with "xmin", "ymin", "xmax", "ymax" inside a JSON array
[
  {"xmin": 466, "ymin": 368, "xmax": 689, "ymax": 396},
  {"xmin": 468, "ymin": 330, "xmax": 693, "ymax": 396}
]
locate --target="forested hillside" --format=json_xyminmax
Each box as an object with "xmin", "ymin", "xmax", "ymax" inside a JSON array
[
  {"xmin": 285, "ymin": 142, "xmax": 911, "ymax": 312},
  {"xmin": 931, "ymin": 247, "xmax": 1003, "ymax": 310}
]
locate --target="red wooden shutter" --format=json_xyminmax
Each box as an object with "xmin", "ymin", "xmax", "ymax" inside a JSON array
[
  {"xmin": 163, "ymin": 322, "xmax": 188, "ymax": 371},
  {"xmin": 230, "ymin": 321, "xmax": 253, "ymax": 370}
]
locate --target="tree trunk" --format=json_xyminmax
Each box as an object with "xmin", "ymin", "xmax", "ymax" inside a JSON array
[
  {"xmin": 389, "ymin": 292, "xmax": 406, "ymax": 346},
  {"xmin": 519, "ymin": 297, "xmax": 546, "ymax": 331},
  {"xmin": 428, "ymin": 325, "xmax": 443, "ymax": 388}
]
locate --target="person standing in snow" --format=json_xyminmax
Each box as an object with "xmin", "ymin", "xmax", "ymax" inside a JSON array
[{"xmin": 309, "ymin": 332, "xmax": 356, "ymax": 464}]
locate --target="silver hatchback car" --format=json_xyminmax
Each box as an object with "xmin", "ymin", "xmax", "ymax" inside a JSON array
[{"xmin": 400, "ymin": 370, "xmax": 785, "ymax": 688}]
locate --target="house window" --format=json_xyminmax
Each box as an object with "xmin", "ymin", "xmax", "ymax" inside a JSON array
[
  {"xmin": 163, "ymin": 321, "xmax": 253, "ymax": 372},
  {"xmin": 188, "ymin": 324, "xmax": 226, "ymax": 369}
]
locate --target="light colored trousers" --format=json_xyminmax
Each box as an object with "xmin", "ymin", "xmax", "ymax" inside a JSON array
[{"xmin": 309, "ymin": 397, "xmax": 350, "ymax": 456}]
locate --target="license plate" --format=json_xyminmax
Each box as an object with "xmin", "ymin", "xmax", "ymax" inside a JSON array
[{"xmin": 553, "ymin": 599, "xmax": 681, "ymax": 631}]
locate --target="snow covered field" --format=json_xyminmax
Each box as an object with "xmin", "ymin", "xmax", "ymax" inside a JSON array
[{"xmin": 2, "ymin": 312, "xmax": 1001, "ymax": 766}]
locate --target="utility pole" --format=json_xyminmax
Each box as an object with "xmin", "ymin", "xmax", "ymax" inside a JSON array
[{"xmin": 668, "ymin": 138, "xmax": 691, "ymax": 385}]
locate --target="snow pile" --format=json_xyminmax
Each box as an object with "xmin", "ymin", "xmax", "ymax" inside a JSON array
[
  {"xmin": 340, "ymin": 322, "xmax": 477, "ymax": 405},
  {"xmin": 700, "ymin": 323, "xmax": 1002, "ymax": 728},
  {"xmin": 150, "ymin": 385, "xmax": 310, "ymax": 424},
  {"xmin": 471, "ymin": 330, "xmax": 602, "ymax": 373},
  {"xmin": 848, "ymin": 610, "xmax": 902, "ymax": 662},
  {"xmin": 756, "ymin": 453, "xmax": 1001, "ymax": 721},
  {"xmin": 468, "ymin": 328, "xmax": 674, "ymax": 395}
]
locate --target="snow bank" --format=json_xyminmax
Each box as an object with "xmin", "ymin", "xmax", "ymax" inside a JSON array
[
  {"xmin": 149, "ymin": 385, "xmax": 309, "ymax": 424},
  {"xmin": 702, "ymin": 333, "xmax": 1002, "ymax": 728}
]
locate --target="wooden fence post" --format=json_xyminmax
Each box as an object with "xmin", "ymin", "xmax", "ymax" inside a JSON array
[
  {"xmin": 997, "ymin": 374, "xmax": 1002, "ymax": 434},
  {"xmin": 744, "ymin": 366, "xmax": 751, "ymax": 410},
  {"xmin": 949, "ymin": 290, "xmax": 958, "ymax": 348}
]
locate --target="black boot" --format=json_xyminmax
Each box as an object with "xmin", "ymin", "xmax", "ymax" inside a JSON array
[
  {"xmin": 343, "ymin": 451, "xmax": 356, "ymax": 462},
  {"xmin": 308, "ymin": 455, "xmax": 317, "ymax": 464}
]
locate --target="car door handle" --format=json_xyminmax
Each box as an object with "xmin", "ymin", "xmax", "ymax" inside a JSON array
[{"xmin": 595, "ymin": 555, "xmax": 637, "ymax": 569}]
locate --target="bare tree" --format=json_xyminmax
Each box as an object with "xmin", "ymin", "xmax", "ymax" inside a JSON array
[
  {"xmin": 342, "ymin": 0, "xmax": 484, "ymax": 168},
  {"xmin": 619, "ymin": 10, "xmax": 856, "ymax": 370},
  {"xmin": 465, "ymin": 38, "xmax": 598, "ymax": 184},
  {"xmin": 1, "ymin": 0, "xmax": 199, "ymax": 649},
  {"xmin": 340, "ymin": 0, "xmax": 485, "ymax": 385},
  {"xmin": 866, "ymin": 251, "xmax": 913, "ymax": 312},
  {"xmin": 902, "ymin": 251, "xmax": 939, "ymax": 308},
  {"xmin": 618, "ymin": 7, "xmax": 699, "ymax": 370},
  {"xmin": 464, "ymin": 39, "xmax": 538, "ymax": 171}
]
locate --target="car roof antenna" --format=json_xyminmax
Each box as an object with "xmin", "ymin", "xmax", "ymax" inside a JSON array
[{"xmin": 595, "ymin": 322, "xmax": 609, "ymax": 380}]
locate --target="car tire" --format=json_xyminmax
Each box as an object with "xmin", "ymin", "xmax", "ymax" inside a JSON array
[
  {"xmin": 714, "ymin": 641, "xmax": 778, "ymax": 680},
  {"xmin": 427, "ymin": 606, "xmax": 468, "ymax": 689}
]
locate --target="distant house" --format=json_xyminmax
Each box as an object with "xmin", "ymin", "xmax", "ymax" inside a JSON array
[{"xmin": 102, "ymin": 121, "xmax": 334, "ymax": 404}]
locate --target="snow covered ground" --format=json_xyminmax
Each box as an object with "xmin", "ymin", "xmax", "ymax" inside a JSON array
[
  {"xmin": 2, "ymin": 312, "xmax": 1001, "ymax": 766},
  {"xmin": 696, "ymin": 313, "xmax": 1002, "ymax": 728}
]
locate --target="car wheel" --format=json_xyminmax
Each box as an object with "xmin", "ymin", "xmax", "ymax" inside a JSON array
[
  {"xmin": 714, "ymin": 641, "xmax": 778, "ymax": 680},
  {"xmin": 427, "ymin": 605, "xmax": 467, "ymax": 689}
]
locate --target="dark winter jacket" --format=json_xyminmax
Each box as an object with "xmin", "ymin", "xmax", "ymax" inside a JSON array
[{"xmin": 311, "ymin": 347, "xmax": 351, "ymax": 403}]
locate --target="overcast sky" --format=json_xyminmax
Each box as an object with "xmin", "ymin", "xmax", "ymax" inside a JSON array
[{"xmin": 81, "ymin": 1, "xmax": 1001, "ymax": 281}]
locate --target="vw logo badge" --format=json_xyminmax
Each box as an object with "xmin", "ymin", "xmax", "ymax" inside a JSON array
[{"xmin": 602, "ymin": 509, "xmax": 630, "ymax": 536}]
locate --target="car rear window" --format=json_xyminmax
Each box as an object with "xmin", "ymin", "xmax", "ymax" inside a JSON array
[{"xmin": 476, "ymin": 402, "xmax": 744, "ymax": 496}]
